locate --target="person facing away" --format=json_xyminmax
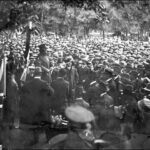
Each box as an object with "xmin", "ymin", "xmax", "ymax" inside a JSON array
[
  {"xmin": 51, "ymin": 68, "xmax": 70, "ymax": 114},
  {"xmin": 19, "ymin": 67, "xmax": 54, "ymax": 125}
]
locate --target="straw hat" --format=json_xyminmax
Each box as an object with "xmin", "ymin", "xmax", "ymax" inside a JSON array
[{"xmin": 65, "ymin": 105, "xmax": 95, "ymax": 123}]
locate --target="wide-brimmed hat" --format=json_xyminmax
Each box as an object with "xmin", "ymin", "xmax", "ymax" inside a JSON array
[
  {"xmin": 73, "ymin": 98, "xmax": 90, "ymax": 108},
  {"xmin": 65, "ymin": 105, "xmax": 95, "ymax": 123},
  {"xmin": 143, "ymin": 83, "xmax": 150, "ymax": 92}
]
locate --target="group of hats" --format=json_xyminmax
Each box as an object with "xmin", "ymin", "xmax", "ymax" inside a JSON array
[{"xmin": 3, "ymin": 33, "xmax": 150, "ymax": 70}]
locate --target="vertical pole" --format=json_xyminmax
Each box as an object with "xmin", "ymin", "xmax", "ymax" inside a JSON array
[
  {"xmin": 0, "ymin": 40, "xmax": 6, "ymax": 122},
  {"xmin": 24, "ymin": 27, "xmax": 31, "ymax": 61},
  {"xmin": 3, "ymin": 54, "xmax": 6, "ymax": 97},
  {"xmin": 24, "ymin": 21, "xmax": 32, "ymax": 64}
]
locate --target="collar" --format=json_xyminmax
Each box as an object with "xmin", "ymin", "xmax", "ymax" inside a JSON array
[
  {"xmin": 57, "ymin": 77, "xmax": 64, "ymax": 80},
  {"xmin": 34, "ymin": 76, "xmax": 41, "ymax": 79}
]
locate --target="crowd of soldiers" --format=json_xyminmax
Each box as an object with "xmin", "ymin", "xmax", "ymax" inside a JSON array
[{"xmin": 1, "ymin": 34, "xmax": 150, "ymax": 149}]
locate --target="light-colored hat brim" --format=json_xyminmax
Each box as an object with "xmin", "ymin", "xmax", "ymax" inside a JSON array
[{"xmin": 65, "ymin": 105, "xmax": 95, "ymax": 123}]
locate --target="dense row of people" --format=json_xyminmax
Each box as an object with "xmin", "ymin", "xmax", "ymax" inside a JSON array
[{"xmin": 1, "ymin": 35, "xmax": 150, "ymax": 149}]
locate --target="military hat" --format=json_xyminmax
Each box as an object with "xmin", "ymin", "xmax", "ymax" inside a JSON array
[
  {"xmin": 104, "ymin": 68, "xmax": 114, "ymax": 76},
  {"xmin": 65, "ymin": 105, "xmax": 95, "ymax": 123},
  {"xmin": 138, "ymin": 97, "xmax": 150, "ymax": 112},
  {"xmin": 143, "ymin": 83, "xmax": 150, "ymax": 92},
  {"xmin": 74, "ymin": 98, "xmax": 90, "ymax": 108}
]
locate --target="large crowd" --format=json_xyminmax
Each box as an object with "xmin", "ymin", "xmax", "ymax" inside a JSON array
[{"xmin": 1, "ymin": 34, "xmax": 150, "ymax": 149}]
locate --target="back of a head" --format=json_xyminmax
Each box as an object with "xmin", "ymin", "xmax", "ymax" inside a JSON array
[
  {"xmin": 34, "ymin": 67, "xmax": 42, "ymax": 76},
  {"xmin": 39, "ymin": 44, "xmax": 47, "ymax": 55},
  {"xmin": 59, "ymin": 68, "xmax": 67, "ymax": 77}
]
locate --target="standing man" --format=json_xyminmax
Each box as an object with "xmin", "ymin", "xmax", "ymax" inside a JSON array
[
  {"xmin": 51, "ymin": 68, "xmax": 70, "ymax": 114},
  {"xmin": 65, "ymin": 60, "xmax": 79, "ymax": 101},
  {"xmin": 20, "ymin": 67, "xmax": 54, "ymax": 125},
  {"xmin": 35, "ymin": 44, "xmax": 52, "ymax": 84}
]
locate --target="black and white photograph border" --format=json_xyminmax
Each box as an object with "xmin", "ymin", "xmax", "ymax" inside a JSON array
[{"xmin": 0, "ymin": 0, "xmax": 150, "ymax": 149}]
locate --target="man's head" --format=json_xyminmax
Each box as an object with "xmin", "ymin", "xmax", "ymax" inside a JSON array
[
  {"xmin": 34, "ymin": 67, "xmax": 42, "ymax": 77},
  {"xmin": 59, "ymin": 68, "xmax": 67, "ymax": 78},
  {"xmin": 39, "ymin": 44, "xmax": 47, "ymax": 55}
]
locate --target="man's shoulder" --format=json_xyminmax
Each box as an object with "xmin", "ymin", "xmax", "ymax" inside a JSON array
[
  {"xmin": 28, "ymin": 78, "xmax": 48, "ymax": 87},
  {"xmin": 64, "ymin": 80, "xmax": 69, "ymax": 85},
  {"xmin": 53, "ymin": 78, "xmax": 69, "ymax": 85}
]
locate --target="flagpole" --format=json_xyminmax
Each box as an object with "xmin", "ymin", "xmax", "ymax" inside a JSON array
[
  {"xmin": 0, "ymin": 38, "xmax": 6, "ymax": 121},
  {"xmin": 3, "ymin": 54, "xmax": 6, "ymax": 97}
]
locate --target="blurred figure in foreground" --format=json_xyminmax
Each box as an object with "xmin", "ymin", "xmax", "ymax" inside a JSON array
[{"xmin": 20, "ymin": 67, "xmax": 54, "ymax": 125}]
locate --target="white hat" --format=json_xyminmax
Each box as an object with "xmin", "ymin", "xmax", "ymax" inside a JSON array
[
  {"xmin": 65, "ymin": 105, "xmax": 95, "ymax": 123},
  {"xmin": 138, "ymin": 97, "xmax": 150, "ymax": 111}
]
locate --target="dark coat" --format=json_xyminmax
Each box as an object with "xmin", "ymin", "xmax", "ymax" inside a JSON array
[
  {"xmin": 63, "ymin": 131, "xmax": 94, "ymax": 149},
  {"xmin": 77, "ymin": 66, "xmax": 89, "ymax": 84},
  {"xmin": 66, "ymin": 66, "xmax": 79, "ymax": 89},
  {"xmin": 36, "ymin": 54, "xmax": 52, "ymax": 83},
  {"xmin": 4, "ymin": 74, "xmax": 19, "ymax": 123},
  {"xmin": 20, "ymin": 77, "xmax": 54, "ymax": 124},
  {"xmin": 87, "ymin": 81, "xmax": 107, "ymax": 106},
  {"xmin": 51, "ymin": 77, "xmax": 70, "ymax": 114}
]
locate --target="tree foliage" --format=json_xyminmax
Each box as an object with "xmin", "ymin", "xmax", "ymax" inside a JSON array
[{"xmin": 0, "ymin": 0, "xmax": 150, "ymax": 37}]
